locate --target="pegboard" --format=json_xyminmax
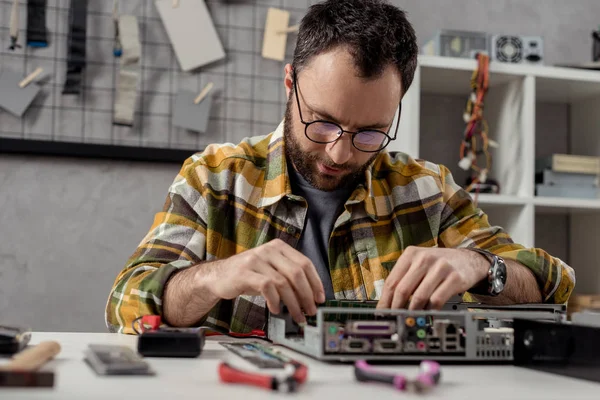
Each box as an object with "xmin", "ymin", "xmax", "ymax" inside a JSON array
[{"xmin": 0, "ymin": 0, "xmax": 312, "ymax": 162}]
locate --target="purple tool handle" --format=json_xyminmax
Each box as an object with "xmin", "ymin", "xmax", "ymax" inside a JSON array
[{"xmin": 354, "ymin": 360, "xmax": 441, "ymax": 392}]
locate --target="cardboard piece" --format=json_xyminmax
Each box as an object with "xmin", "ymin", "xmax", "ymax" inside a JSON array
[
  {"xmin": 155, "ymin": 0, "xmax": 225, "ymax": 72},
  {"xmin": 173, "ymin": 90, "xmax": 213, "ymax": 133},
  {"xmin": 0, "ymin": 68, "xmax": 41, "ymax": 117},
  {"xmin": 262, "ymin": 8, "xmax": 291, "ymax": 61}
]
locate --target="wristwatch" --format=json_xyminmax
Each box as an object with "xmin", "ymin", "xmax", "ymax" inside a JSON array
[{"xmin": 466, "ymin": 247, "xmax": 507, "ymax": 296}]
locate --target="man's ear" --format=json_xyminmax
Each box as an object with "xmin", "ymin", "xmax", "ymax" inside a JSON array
[{"xmin": 284, "ymin": 63, "xmax": 293, "ymax": 99}]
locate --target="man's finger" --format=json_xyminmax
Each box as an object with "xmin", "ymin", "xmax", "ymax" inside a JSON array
[
  {"xmin": 390, "ymin": 258, "xmax": 429, "ymax": 309},
  {"xmin": 275, "ymin": 241, "xmax": 325, "ymax": 304},
  {"xmin": 408, "ymin": 262, "xmax": 449, "ymax": 310},
  {"xmin": 428, "ymin": 274, "xmax": 462, "ymax": 310},
  {"xmin": 277, "ymin": 283, "xmax": 306, "ymax": 324},
  {"xmin": 271, "ymin": 258, "xmax": 318, "ymax": 316},
  {"xmin": 265, "ymin": 244, "xmax": 319, "ymax": 315},
  {"xmin": 241, "ymin": 270, "xmax": 282, "ymax": 314},
  {"xmin": 377, "ymin": 252, "xmax": 413, "ymax": 309}
]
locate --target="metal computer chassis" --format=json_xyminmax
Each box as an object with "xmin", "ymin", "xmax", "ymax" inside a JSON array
[{"xmin": 267, "ymin": 303, "xmax": 565, "ymax": 363}]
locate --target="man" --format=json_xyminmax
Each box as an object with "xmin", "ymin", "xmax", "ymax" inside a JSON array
[{"xmin": 105, "ymin": 0, "xmax": 575, "ymax": 334}]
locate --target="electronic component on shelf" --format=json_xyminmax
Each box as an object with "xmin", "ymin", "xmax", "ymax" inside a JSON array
[
  {"xmin": 535, "ymin": 154, "xmax": 600, "ymax": 175},
  {"xmin": 268, "ymin": 302, "xmax": 565, "ymax": 362},
  {"xmin": 465, "ymin": 177, "xmax": 500, "ymax": 194},
  {"xmin": 0, "ymin": 325, "xmax": 31, "ymax": 355},
  {"xmin": 490, "ymin": 35, "xmax": 544, "ymax": 64},
  {"xmin": 422, "ymin": 30, "xmax": 489, "ymax": 59}
]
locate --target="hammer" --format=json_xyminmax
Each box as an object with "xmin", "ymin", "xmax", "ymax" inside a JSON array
[{"xmin": 0, "ymin": 341, "xmax": 61, "ymax": 388}]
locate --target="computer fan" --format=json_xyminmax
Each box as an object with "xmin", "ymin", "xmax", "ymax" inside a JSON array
[{"xmin": 490, "ymin": 35, "xmax": 543, "ymax": 64}]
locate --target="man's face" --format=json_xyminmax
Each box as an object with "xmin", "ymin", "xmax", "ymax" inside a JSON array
[{"xmin": 283, "ymin": 47, "xmax": 402, "ymax": 191}]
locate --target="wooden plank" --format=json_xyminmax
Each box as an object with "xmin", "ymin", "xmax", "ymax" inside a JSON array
[{"xmin": 262, "ymin": 8, "xmax": 290, "ymax": 62}]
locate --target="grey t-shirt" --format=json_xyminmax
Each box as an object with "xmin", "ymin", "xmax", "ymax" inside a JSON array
[{"xmin": 288, "ymin": 164, "xmax": 355, "ymax": 300}]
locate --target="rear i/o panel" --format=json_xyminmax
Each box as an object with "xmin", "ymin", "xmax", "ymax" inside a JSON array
[
  {"xmin": 323, "ymin": 315, "xmax": 466, "ymax": 356},
  {"xmin": 268, "ymin": 303, "xmax": 565, "ymax": 362}
]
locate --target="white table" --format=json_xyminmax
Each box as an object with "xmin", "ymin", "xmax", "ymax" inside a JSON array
[{"xmin": 1, "ymin": 332, "xmax": 599, "ymax": 399}]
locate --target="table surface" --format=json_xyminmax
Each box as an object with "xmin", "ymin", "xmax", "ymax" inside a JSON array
[{"xmin": 0, "ymin": 332, "xmax": 599, "ymax": 399}]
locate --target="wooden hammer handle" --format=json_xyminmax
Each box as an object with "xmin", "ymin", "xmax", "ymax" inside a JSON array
[{"xmin": 0, "ymin": 341, "xmax": 61, "ymax": 371}]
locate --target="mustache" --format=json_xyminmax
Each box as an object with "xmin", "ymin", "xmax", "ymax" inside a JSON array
[{"xmin": 309, "ymin": 155, "xmax": 355, "ymax": 170}]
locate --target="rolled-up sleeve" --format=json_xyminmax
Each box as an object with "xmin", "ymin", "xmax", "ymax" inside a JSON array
[
  {"xmin": 105, "ymin": 158, "xmax": 209, "ymax": 333},
  {"xmin": 436, "ymin": 165, "xmax": 575, "ymax": 304}
]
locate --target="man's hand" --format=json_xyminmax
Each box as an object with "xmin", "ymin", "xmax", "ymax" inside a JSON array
[
  {"xmin": 377, "ymin": 246, "xmax": 487, "ymax": 310},
  {"xmin": 210, "ymin": 239, "xmax": 326, "ymax": 324}
]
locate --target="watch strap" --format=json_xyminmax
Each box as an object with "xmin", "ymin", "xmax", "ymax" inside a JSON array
[{"xmin": 464, "ymin": 247, "xmax": 496, "ymax": 296}]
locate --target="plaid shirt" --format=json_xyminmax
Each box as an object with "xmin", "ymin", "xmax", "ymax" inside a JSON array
[{"xmin": 105, "ymin": 122, "xmax": 575, "ymax": 334}]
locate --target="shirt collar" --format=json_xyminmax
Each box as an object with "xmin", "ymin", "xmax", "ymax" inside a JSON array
[
  {"xmin": 258, "ymin": 121, "xmax": 292, "ymax": 208},
  {"xmin": 258, "ymin": 119, "xmax": 381, "ymax": 221}
]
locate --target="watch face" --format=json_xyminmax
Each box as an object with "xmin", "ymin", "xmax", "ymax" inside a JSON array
[
  {"xmin": 493, "ymin": 275, "xmax": 505, "ymax": 293},
  {"xmin": 492, "ymin": 260, "xmax": 507, "ymax": 294}
]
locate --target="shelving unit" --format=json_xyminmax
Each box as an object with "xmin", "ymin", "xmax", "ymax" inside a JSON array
[{"xmin": 393, "ymin": 54, "xmax": 600, "ymax": 294}]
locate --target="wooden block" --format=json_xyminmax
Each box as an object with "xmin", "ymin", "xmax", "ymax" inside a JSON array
[
  {"xmin": 155, "ymin": 0, "xmax": 225, "ymax": 71},
  {"xmin": 262, "ymin": 8, "xmax": 290, "ymax": 62}
]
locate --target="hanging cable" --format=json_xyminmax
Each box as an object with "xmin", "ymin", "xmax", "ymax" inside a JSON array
[{"xmin": 458, "ymin": 53, "xmax": 493, "ymax": 202}]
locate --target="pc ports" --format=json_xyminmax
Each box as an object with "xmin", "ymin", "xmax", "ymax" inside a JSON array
[
  {"xmin": 416, "ymin": 341, "xmax": 426, "ymax": 351},
  {"xmin": 373, "ymin": 339, "xmax": 402, "ymax": 353},
  {"xmin": 404, "ymin": 341, "xmax": 416, "ymax": 352},
  {"xmin": 444, "ymin": 343, "xmax": 458, "ymax": 352},
  {"xmin": 446, "ymin": 323, "xmax": 458, "ymax": 335},
  {"xmin": 342, "ymin": 338, "xmax": 370, "ymax": 353},
  {"xmin": 427, "ymin": 338, "xmax": 441, "ymax": 352},
  {"xmin": 346, "ymin": 320, "xmax": 397, "ymax": 336},
  {"xmin": 405, "ymin": 317, "xmax": 416, "ymax": 327},
  {"xmin": 443, "ymin": 335, "xmax": 460, "ymax": 352},
  {"xmin": 416, "ymin": 317, "xmax": 427, "ymax": 327}
]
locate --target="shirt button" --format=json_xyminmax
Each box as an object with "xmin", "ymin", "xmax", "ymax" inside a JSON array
[{"xmin": 286, "ymin": 226, "xmax": 297, "ymax": 235}]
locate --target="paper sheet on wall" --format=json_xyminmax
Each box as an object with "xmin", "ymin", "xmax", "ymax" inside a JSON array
[
  {"xmin": 172, "ymin": 90, "xmax": 213, "ymax": 133},
  {"xmin": 0, "ymin": 68, "xmax": 41, "ymax": 117},
  {"xmin": 155, "ymin": 0, "xmax": 225, "ymax": 72}
]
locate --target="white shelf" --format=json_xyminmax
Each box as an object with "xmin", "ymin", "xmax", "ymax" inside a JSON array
[
  {"xmin": 419, "ymin": 55, "xmax": 525, "ymax": 96},
  {"xmin": 533, "ymin": 196, "xmax": 600, "ymax": 213},
  {"xmin": 472, "ymin": 194, "xmax": 529, "ymax": 207},
  {"xmin": 418, "ymin": 55, "xmax": 600, "ymax": 102}
]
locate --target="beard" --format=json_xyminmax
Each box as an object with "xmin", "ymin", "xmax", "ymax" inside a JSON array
[{"xmin": 283, "ymin": 95, "xmax": 378, "ymax": 192}]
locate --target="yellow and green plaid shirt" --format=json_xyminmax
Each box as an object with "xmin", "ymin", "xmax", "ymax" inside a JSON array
[{"xmin": 105, "ymin": 122, "xmax": 575, "ymax": 334}]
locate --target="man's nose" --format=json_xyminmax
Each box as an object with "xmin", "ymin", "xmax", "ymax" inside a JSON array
[{"xmin": 325, "ymin": 135, "xmax": 353, "ymax": 165}]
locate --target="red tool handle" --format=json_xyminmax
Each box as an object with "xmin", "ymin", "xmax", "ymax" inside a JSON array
[{"xmin": 218, "ymin": 362, "xmax": 274, "ymax": 390}]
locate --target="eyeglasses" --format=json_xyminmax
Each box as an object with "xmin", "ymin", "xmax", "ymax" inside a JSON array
[{"xmin": 292, "ymin": 69, "xmax": 400, "ymax": 153}]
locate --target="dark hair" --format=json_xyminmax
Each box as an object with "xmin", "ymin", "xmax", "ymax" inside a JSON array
[{"xmin": 292, "ymin": 0, "xmax": 418, "ymax": 94}]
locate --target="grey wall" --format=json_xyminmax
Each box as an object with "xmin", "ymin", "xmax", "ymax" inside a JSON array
[{"xmin": 2, "ymin": 0, "xmax": 599, "ymax": 332}]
